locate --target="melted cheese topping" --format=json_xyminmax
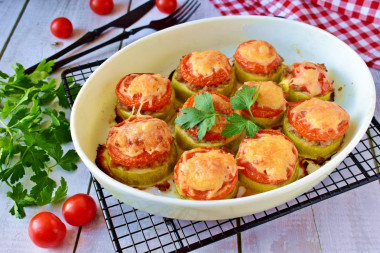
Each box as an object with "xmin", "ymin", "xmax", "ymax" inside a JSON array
[
  {"xmin": 121, "ymin": 74, "xmax": 169, "ymax": 107},
  {"xmin": 107, "ymin": 117, "xmax": 172, "ymax": 157},
  {"xmin": 187, "ymin": 50, "xmax": 230, "ymax": 77},
  {"xmin": 291, "ymin": 62, "xmax": 328, "ymax": 96},
  {"xmin": 178, "ymin": 150, "xmax": 237, "ymax": 198},
  {"xmin": 238, "ymin": 134, "xmax": 297, "ymax": 181},
  {"xmin": 291, "ymin": 98, "xmax": 350, "ymax": 131},
  {"xmin": 237, "ymin": 40, "xmax": 277, "ymax": 65},
  {"xmin": 245, "ymin": 81, "xmax": 286, "ymax": 110}
]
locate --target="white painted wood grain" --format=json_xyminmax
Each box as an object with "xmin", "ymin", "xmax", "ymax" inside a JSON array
[
  {"xmin": 312, "ymin": 181, "xmax": 380, "ymax": 252},
  {"xmin": 0, "ymin": 0, "xmax": 130, "ymax": 74},
  {"xmin": 241, "ymin": 208, "xmax": 322, "ymax": 253},
  {"xmin": 0, "ymin": 0, "xmax": 129, "ymax": 252},
  {"xmin": 0, "ymin": 0, "xmax": 26, "ymax": 53}
]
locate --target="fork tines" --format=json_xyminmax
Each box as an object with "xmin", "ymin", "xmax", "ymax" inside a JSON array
[{"xmin": 166, "ymin": 0, "xmax": 201, "ymax": 24}]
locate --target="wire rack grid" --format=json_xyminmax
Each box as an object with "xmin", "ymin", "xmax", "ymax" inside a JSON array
[{"xmin": 62, "ymin": 60, "xmax": 380, "ymax": 253}]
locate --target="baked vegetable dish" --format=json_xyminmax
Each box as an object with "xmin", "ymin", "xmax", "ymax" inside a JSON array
[
  {"xmin": 115, "ymin": 73, "xmax": 176, "ymax": 122},
  {"xmin": 174, "ymin": 147, "xmax": 238, "ymax": 200},
  {"xmin": 237, "ymin": 130, "xmax": 299, "ymax": 192},
  {"xmin": 96, "ymin": 116, "xmax": 177, "ymax": 187},
  {"xmin": 283, "ymin": 98, "xmax": 350, "ymax": 160},
  {"xmin": 279, "ymin": 61, "xmax": 334, "ymax": 101},
  {"xmin": 233, "ymin": 40, "xmax": 284, "ymax": 83},
  {"xmin": 175, "ymin": 91, "xmax": 241, "ymax": 152},
  {"xmin": 171, "ymin": 49, "xmax": 236, "ymax": 102},
  {"xmin": 239, "ymin": 81, "xmax": 287, "ymax": 129},
  {"xmin": 96, "ymin": 39, "xmax": 350, "ymax": 199}
]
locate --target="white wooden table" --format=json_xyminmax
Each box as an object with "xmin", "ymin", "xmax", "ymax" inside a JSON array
[{"xmin": 0, "ymin": 1, "xmax": 379, "ymax": 252}]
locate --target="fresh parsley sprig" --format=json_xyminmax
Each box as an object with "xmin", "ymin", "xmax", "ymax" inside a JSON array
[
  {"xmin": 0, "ymin": 60, "xmax": 81, "ymax": 218},
  {"xmin": 175, "ymin": 92, "xmax": 224, "ymax": 141},
  {"xmin": 175, "ymin": 85, "xmax": 263, "ymax": 141}
]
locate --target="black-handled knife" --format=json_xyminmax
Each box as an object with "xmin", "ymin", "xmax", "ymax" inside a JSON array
[{"xmin": 25, "ymin": 0, "xmax": 155, "ymax": 74}]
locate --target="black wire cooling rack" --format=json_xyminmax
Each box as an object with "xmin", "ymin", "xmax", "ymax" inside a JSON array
[{"xmin": 62, "ymin": 60, "xmax": 380, "ymax": 253}]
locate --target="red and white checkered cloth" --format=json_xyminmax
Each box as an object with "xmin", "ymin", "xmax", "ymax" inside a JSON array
[{"xmin": 208, "ymin": 0, "xmax": 380, "ymax": 69}]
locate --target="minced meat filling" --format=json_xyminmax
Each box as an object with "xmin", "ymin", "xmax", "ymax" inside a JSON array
[
  {"xmin": 286, "ymin": 118, "xmax": 336, "ymax": 147},
  {"xmin": 175, "ymin": 67, "xmax": 231, "ymax": 92}
]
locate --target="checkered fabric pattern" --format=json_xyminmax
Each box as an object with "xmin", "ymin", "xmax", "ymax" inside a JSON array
[{"xmin": 208, "ymin": 0, "xmax": 380, "ymax": 69}]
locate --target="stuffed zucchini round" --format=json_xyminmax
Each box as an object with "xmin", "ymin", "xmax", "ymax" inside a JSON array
[
  {"xmin": 171, "ymin": 50, "xmax": 236, "ymax": 102},
  {"xmin": 115, "ymin": 73, "xmax": 175, "ymax": 122},
  {"xmin": 233, "ymin": 40, "xmax": 284, "ymax": 83},
  {"xmin": 96, "ymin": 116, "xmax": 177, "ymax": 187},
  {"xmin": 240, "ymin": 81, "xmax": 287, "ymax": 128},
  {"xmin": 175, "ymin": 92, "xmax": 241, "ymax": 152},
  {"xmin": 279, "ymin": 62, "xmax": 334, "ymax": 102},
  {"xmin": 174, "ymin": 147, "xmax": 238, "ymax": 200},
  {"xmin": 237, "ymin": 130, "xmax": 299, "ymax": 192},
  {"xmin": 283, "ymin": 98, "xmax": 350, "ymax": 160}
]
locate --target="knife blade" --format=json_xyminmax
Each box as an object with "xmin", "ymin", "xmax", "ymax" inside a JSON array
[{"xmin": 25, "ymin": 0, "xmax": 155, "ymax": 74}]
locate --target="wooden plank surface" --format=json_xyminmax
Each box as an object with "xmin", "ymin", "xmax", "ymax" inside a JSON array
[
  {"xmin": 0, "ymin": 0, "xmax": 130, "ymax": 73},
  {"xmin": 0, "ymin": 0, "xmax": 379, "ymax": 252},
  {"xmin": 0, "ymin": 0, "xmax": 130, "ymax": 252},
  {"xmin": 0, "ymin": 0, "xmax": 26, "ymax": 56}
]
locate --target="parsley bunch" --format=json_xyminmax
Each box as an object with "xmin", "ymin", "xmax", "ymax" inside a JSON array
[
  {"xmin": 0, "ymin": 60, "xmax": 80, "ymax": 218},
  {"xmin": 175, "ymin": 85, "xmax": 263, "ymax": 141}
]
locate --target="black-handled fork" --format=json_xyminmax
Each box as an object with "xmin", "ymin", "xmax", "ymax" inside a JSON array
[
  {"xmin": 50, "ymin": 0, "xmax": 200, "ymax": 73},
  {"xmin": 25, "ymin": 0, "xmax": 156, "ymax": 74}
]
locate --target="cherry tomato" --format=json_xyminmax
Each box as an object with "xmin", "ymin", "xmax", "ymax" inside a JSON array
[
  {"xmin": 50, "ymin": 17, "xmax": 73, "ymax": 39},
  {"xmin": 62, "ymin": 193, "xmax": 97, "ymax": 226},
  {"xmin": 90, "ymin": 0, "xmax": 114, "ymax": 15},
  {"xmin": 28, "ymin": 212, "xmax": 66, "ymax": 248},
  {"xmin": 156, "ymin": 0, "xmax": 177, "ymax": 14}
]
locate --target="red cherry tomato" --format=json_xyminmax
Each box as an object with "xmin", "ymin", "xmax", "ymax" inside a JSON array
[
  {"xmin": 156, "ymin": 0, "xmax": 177, "ymax": 14},
  {"xmin": 50, "ymin": 17, "xmax": 73, "ymax": 39},
  {"xmin": 62, "ymin": 193, "xmax": 97, "ymax": 226},
  {"xmin": 90, "ymin": 0, "xmax": 114, "ymax": 15},
  {"xmin": 28, "ymin": 212, "xmax": 66, "ymax": 248}
]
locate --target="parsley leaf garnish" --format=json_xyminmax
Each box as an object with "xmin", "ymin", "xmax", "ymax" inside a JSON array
[
  {"xmin": 0, "ymin": 60, "xmax": 80, "ymax": 218},
  {"xmin": 175, "ymin": 92, "xmax": 220, "ymax": 141},
  {"xmin": 222, "ymin": 85, "xmax": 263, "ymax": 137},
  {"xmin": 175, "ymin": 85, "xmax": 263, "ymax": 141}
]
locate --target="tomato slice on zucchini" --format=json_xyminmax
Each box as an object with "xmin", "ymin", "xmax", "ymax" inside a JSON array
[
  {"xmin": 239, "ymin": 81, "xmax": 286, "ymax": 128},
  {"xmin": 287, "ymin": 98, "xmax": 350, "ymax": 142},
  {"xmin": 96, "ymin": 143, "xmax": 177, "ymax": 187},
  {"xmin": 292, "ymin": 62, "xmax": 333, "ymax": 96},
  {"xmin": 182, "ymin": 92, "xmax": 233, "ymax": 141},
  {"xmin": 237, "ymin": 130, "xmax": 298, "ymax": 191},
  {"xmin": 283, "ymin": 115, "xmax": 343, "ymax": 160},
  {"xmin": 234, "ymin": 40, "xmax": 283, "ymax": 75},
  {"xmin": 115, "ymin": 88, "xmax": 176, "ymax": 122},
  {"xmin": 279, "ymin": 62, "xmax": 334, "ymax": 101},
  {"xmin": 116, "ymin": 73, "xmax": 172, "ymax": 111},
  {"xmin": 106, "ymin": 116, "xmax": 173, "ymax": 167},
  {"xmin": 174, "ymin": 147, "xmax": 238, "ymax": 200},
  {"xmin": 180, "ymin": 50, "xmax": 232, "ymax": 86},
  {"xmin": 171, "ymin": 69, "xmax": 236, "ymax": 102}
]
